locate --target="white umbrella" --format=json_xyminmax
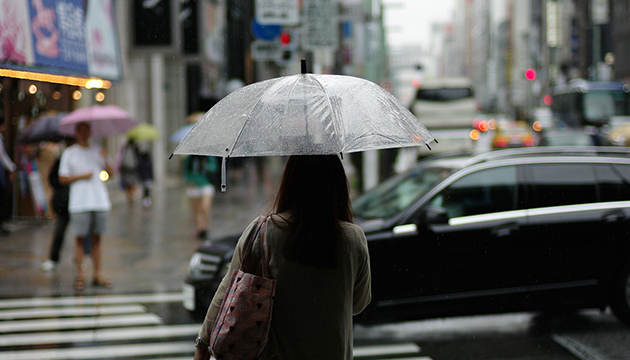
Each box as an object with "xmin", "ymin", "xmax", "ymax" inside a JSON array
[{"xmin": 173, "ymin": 60, "xmax": 436, "ymax": 191}]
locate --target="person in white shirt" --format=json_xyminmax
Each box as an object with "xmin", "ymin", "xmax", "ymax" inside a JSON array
[
  {"xmin": 0, "ymin": 117, "xmax": 17, "ymax": 236},
  {"xmin": 59, "ymin": 122, "xmax": 114, "ymax": 290}
]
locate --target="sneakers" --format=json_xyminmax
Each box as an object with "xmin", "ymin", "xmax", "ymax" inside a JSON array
[
  {"xmin": 142, "ymin": 197, "xmax": 152, "ymax": 209},
  {"xmin": 41, "ymin": 260, "xmax": 58, "ymax": 272}
]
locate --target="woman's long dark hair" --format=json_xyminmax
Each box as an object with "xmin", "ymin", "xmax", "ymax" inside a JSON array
[{"xmin": 273, "ymin": 155, "xmax": 352, "ymax": 268}]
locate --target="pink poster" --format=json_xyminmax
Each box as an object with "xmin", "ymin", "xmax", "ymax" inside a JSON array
[
  {"xmin": 85, "ymin": 0, "xmax": 121, "ymax": 80},
  {"xmin": 0, "ymin": 0, "xmax": 34, "ymax": 65}
]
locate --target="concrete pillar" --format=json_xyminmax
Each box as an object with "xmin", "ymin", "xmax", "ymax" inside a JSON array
[{"xmin": 150, "ymin": 53, "xmax": 166, "ymax": 183}]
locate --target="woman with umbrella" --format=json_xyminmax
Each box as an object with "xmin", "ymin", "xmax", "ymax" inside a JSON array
[{"xmin": 194, "ymin": 155, "xmax": 372, "ymax": 360}]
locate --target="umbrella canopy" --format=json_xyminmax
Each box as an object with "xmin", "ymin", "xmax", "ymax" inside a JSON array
[
  {"xmin": 173, "ymin": 63, "xmax": 435, "ymax": 159},
  {"xmin": 59, "ymin": 105, "xmax": 139, "ymax": 137},
  {"xmin": 170, "ymin": 123, "xmax": 195, "ymax": 144},
  {"xmin": 126, "ymin": 123, "xmax": 160, "ymax": 141},
  {"xmin": 18, "ymin": 112, "xmax": 72, "ymax": 143}
]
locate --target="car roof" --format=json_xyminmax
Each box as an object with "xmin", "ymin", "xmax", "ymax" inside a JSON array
[{"xmin": 420, "ymin": 146, "xmax": 630, "ymax": 170}]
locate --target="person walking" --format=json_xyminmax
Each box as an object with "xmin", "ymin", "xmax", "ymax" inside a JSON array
[
  {"xmin": 0, "ymin": 117, "xmax": 17, "ymax": 236},
  {"xmin": 58, "ymin": 122, "xmax": 113, "ymax": 290},
  {"xmin": 193, "ymin": 155, "xmax": 372, "ymax": 360},
  {"xmin": 137, "ymin": 144, "xmax": 153, "ymax": 209},
  {"xmin": 116, "ymin": 139, "xmax": 141, "ymax": 208},
  {"xmin": 183, "ymin": 155, "xmax": 218, "ymax": 239},
  {"xmin": 41, "ymin": 139, "xmax": 74, "ymax": 271}
]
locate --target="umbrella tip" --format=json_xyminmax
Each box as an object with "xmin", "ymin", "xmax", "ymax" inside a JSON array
[{"xmin": 301, "ymin": 59, "xmax": 307, "ymax": 74}]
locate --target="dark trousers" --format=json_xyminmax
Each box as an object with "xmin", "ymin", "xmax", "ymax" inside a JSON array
[
  {"xmin": 0, "ymin": 185, "xmax": 7, "ymax": 228},
  {"xmin": 49, "ymin": 210, "xmax": 70, "ymax": 262}
]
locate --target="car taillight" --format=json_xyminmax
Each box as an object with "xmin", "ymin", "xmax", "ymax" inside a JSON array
[
  {"xmin": 523, "ymin": 136, "xmax": 535, "ymax": 146},
  {"xmin": 494, "ymin": 138, "xmax": 508, "ymax": 147}
]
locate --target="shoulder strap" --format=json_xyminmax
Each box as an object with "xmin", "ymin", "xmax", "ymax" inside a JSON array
[{"xmin": 239, "ymin": 215, "xmax": 268, "ymax": 270}]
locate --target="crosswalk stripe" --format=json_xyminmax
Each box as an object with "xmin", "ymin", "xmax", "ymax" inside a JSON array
[
  {"xmin": 353, "ymin": 343, "xmax": 422, "ymax": 357},
  {"xmin": 0, "ymin": 304, "xmax": 146, "ymax": 320},
  {"xmin": 0, "ymin": 292, "xmax": 183, "ymax": 309},
  {"xmin": 0, "ymin": 313, "xmax": 162, "ymax": 333},
  {"xmin": 0, "ymin": 324, "xmax": 200, "ymax": 347},
  {"xmin": 0, "ymin": 341, "xmax": 192, "ymax": 360}
]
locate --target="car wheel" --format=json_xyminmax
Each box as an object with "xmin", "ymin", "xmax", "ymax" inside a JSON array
[{"xmin": 610, "ymin": 260, "xmax": 630, "ymax": 326}]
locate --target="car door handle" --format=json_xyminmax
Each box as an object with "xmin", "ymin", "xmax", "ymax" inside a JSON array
[
  {"xmin": 602, "ymin": 210, "xmax": 626, "ymax": 223},
  {"xmin": 491, "ymin": 224, "xmax": 519, "ymax": 237}
]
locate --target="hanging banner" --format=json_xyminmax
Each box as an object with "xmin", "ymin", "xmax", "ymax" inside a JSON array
[
  {"xmin": 0, "ymin": 1, "xmax": 35, "ymax": 66},
  {"xmin": 85, "ymin": 0, "xmax": 122, "ymax": 80}
]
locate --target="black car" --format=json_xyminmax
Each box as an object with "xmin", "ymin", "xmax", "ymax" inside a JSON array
[{"xmin": 183, "ymin": 146, "xmax": 630, "ymax": 326}]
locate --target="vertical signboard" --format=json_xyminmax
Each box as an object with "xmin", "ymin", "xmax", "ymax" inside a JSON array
[
  {"xmin": 85, "ymin": 0, "xmax": 121, "ymax": 80},
  {"xmin": 546, "ymin": 0, "xmax": 560, "ymax": 47},
  {"xmin": 255, "ymin": 0, "xmax": 299, "ymax": 25},
  {"xmin": 0, "ymin": 1, "xmax": 34, "ymax": 66},
  {"xmin": 303, "ymin": 0, "xmax": 339, "ymax": 51},
  {"xmin": 28, "ymin": 0, "xmax": 88, "ymax": 74}
]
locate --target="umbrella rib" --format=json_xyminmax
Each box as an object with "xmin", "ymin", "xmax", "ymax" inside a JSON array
[{"xmin": 308, "ymin": 75, "xmax": 344, "ymax": 152}]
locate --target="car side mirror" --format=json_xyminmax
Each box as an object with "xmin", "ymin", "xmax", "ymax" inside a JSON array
[{"xmin": 422, "ymin": 206, "xmax": 449, "ymax": 224}]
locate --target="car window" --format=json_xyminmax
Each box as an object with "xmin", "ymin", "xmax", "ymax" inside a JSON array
[
  {"xmin": 595, "ymin": 164, "xmax": 630, "ymax": 202},
  {"xmin": 526, "ymin": 164, "xmax": 597, "ymax": 208},
  {"xmin": 353, "ymin": 166, "xmax": 454, "ymax": 219},
  {"xmin": 428, "ymin": 166, "xmax": 517, "ymax": 218}
]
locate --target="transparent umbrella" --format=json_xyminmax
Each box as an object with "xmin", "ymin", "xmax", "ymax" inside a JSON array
[{"xmin": 173, "ymin": 60, "xmax": 436, "ymax": 191}]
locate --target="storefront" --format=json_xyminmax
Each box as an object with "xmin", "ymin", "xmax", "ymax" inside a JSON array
[{"xmin": 0, "ymin": 0, "xmax": 121, "ymax": 220}]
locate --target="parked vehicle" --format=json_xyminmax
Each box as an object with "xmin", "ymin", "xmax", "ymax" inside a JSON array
[{"xmin": 184, "ymin": 147, "xmax": 630, "ymax": 326}]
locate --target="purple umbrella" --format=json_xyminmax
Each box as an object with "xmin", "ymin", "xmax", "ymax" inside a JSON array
[{"xmin": 59, "ymin": 105, "xmax": 139, "ymax": 137}]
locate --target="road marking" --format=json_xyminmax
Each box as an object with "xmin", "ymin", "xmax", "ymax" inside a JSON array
[
  {"xmin": 0, "ymin": 292, "xmax": 183, "ymax": 309},
  {"xmin": 0, "ymin": 341, "xmax": 192, "ymax": 360},
  {"xmin": 0, "ymin": 304, "xmax": 146, "ymax": 320},
  {"xmin": 353, "ymin": 343, "xmax": 421, "ymax": 357},
  {"xmin": 551, "ymin": 334, "xmax": 606, "ymax": 360},
  {"xmin": 0, "ymin": 323, "xmax": 200, "ymax": 347},
  {"xmin": 0, "ymin": 313, "xmax": 162, "ymax": 333}
]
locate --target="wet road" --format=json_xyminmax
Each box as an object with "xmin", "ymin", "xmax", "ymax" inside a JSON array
[{"xmin": 1, "ymin": 159, "xmax": 629, "ymax": 359}]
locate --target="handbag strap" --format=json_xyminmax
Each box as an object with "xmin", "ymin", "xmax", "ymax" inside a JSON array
[{"xmin": 239, "ymin": 215, "xmax": 271, "ymax": 277}]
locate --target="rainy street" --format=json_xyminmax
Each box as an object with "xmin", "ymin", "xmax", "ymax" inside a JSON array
[{"xmin": 0, "ymin": 161, "xmax": 629, "ymax": 360}]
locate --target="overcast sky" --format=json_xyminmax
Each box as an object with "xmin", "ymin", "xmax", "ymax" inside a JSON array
[{"xmin": 383, "ymin": 0, "xmax": 456, "ymax": 49}]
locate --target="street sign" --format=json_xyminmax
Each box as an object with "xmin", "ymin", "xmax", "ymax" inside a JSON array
[
  {"xmin": 255, "ymin": 0, "xmax": 299, "ymax": 25},
  {"xmin": 303, "ymin": 0, "xmax": 339, "ymax": 50},
  {"xmin": 251, "ymin": 40, "xmax": 281, "ymax": 61},
  {"xmin": 251, "ymin": 19, "xmax": 282, "ymax": 41}
]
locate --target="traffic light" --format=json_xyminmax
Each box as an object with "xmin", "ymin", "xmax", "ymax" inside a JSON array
[
  {"xmin": 525, "ymin": 68, "xmax": 537, "ymax": 81},
  {"xmin": 277, "ymin": 29, "xmax": 297, "ymax": 66}
]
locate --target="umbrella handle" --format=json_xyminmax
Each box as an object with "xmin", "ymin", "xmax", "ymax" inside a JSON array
[{"xmin": 221, "ymin": 157, "xmax": 227, "ymax": 192}]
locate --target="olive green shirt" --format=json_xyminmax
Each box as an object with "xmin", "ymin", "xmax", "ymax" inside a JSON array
[{"xmin": 198, "ymin": 214, "xmax": 372, "ymax": 360}]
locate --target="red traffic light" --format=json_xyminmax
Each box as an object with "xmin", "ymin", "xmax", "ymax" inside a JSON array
[
  {"xmin": 280, "ymin": 32, "xmax": 291, "ymax": 46},
  {"xmin": 525, "ymin": 68, "xmax": 537, "ymax": 81}
]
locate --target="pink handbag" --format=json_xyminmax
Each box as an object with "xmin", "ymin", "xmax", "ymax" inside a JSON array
[{"xmin": 210, "ymin": 216, "xmax": 276, "ymax": 360}]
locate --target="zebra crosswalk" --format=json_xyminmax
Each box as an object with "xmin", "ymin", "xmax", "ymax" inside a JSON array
[{"xmin": 0, "ymin": 292, "xmax": 432, "ymax": 360}]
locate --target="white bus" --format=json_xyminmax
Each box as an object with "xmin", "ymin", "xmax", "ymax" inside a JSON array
[{"xmin": 409, "ymin": 77, "xmax": 479, "ymax": 154}]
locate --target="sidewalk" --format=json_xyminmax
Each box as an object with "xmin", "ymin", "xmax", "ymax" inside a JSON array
[{"xmin": 0, "ymin": 159, "xmax": 285, "ymax": 299}]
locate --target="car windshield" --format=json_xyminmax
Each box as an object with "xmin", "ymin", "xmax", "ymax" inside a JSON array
[{"xmin": 353, "ymin": 165, "xmax": 455, "ymax": 219}]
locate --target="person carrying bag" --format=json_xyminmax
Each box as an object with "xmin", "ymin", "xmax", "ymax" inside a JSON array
[
  {"xmin": 209, "ymin": 215, "xmax": 275, "ymax": 360},
  {"xmin": 194, "ymin": 155, "xmax": 372, "ymax": 360}
]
